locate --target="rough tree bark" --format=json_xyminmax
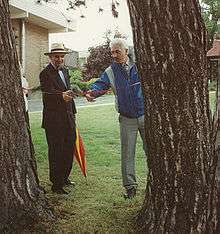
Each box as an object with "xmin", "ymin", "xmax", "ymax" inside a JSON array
[
  {"xmin": 127, "ymin": 0, "xmax": 217, "ymax": 233},
  {"xmin": 0, "ymin": 1, "xmax": 54, "ymax": 232}
]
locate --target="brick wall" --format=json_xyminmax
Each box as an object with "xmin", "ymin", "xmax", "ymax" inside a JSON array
[
  {"xmin": 11, "ymin": 20, "xmax": 49, "ymax": 88},
  {"xmin": 25, "ymin": 22, "xmax": 48, "ymax": 88}
]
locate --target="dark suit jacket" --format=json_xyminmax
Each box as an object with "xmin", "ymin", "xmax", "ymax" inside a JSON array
[{"xmin": 39, "ymin": 63, "xmax": 76, "ymax": 130}]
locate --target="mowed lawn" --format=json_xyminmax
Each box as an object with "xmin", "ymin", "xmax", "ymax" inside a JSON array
[{"xmin": 30, "ymin": 103, "xmax": 148, "ymax": 233}]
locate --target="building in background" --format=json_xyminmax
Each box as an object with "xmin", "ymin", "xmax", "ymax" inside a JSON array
[
  {"xmin": 64, "ymin": 50, "xmax": 79, "ymax": 69},
  {"xmin": 78, "ymin": 50, "xmax": 90, "ymax": 68},
  {"xmin": 9, "ymin": 0, "xmax": 76, "ymax": 88}
]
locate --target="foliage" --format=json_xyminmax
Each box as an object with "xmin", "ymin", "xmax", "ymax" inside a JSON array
[
  {"xmin": 82, "ymin": 43, "xmax": 112, "ymax": 80},
  {"xmin": 40, "ymin": 0, "xmax": 120, "ymax": 18},
  {"xmin": 69, "ymin": 68, "xmax": 82, "ymax": 81},
  {"xmin": 82, "ymin": 29, "xmax": 128, "ymax": 80},
  {"xmin": 201, "ymin": 0, "xmax": 220, "ymax": 47},
  {"xmin": 30, "ymin": 104, "xmax": 147, "ymax": 233},
  {"xmin": 69, "ymin": 68, "xmax": 97, "ymax": 91}
]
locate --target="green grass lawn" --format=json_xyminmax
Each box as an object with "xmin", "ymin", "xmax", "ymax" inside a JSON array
[
  {"xmin": 30, "ymin": 104, "xmax": 148, "ymax": 233},
  {"xmin": 209, "ymin": 91, "xmax": 216, "ymax": 113},
  {"xmin": 30, "ymin": 91, "xmax": 216, "ymax": 233}
]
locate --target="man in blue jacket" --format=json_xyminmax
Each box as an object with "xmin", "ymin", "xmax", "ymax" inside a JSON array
[{"xmin": 85, "ymin": 38, "xmax": 147, "ymax": 199}]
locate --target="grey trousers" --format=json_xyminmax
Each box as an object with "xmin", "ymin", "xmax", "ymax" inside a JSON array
[{"xmin": 119, "ymin": 114, "xmax": 147, "ymax": 190}]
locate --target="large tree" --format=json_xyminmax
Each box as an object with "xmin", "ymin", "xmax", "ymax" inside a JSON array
[
  {"xmin": 127, "ymin": 0, "xmax": 218, "ymax": 232},
  {"xmin": 2, "ymin": 0, "xmax": 220, "ymax": 232},
  {"xmin": 0, "ymin": 1, "xmax": 53, "ymax": 232}
]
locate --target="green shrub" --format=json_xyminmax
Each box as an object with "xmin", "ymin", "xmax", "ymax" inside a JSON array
[
  {"xmin": 69, "ymin": 68, "xmax": 83, "ymax": 84},
  {"xmin": 69, "ymin": 68, "xmax": 111, "ymax": 93},
  {"xmin": 69, "ymin": 68, "xmax": 98, "ymax": 92}
]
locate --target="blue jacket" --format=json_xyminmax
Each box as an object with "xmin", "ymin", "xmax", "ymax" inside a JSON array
[{"xmin": 91, "ymin": 61, "xmax": 144, "ymax": 118}]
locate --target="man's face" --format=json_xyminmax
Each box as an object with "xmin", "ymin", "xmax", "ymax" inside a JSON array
[
  {"xmin": 111, "ymin": 44, "xmax": 128, "ymax": 64},
  {"xmin": 49, "ymin": 53, "xmax": 65, "ymax": 68}
]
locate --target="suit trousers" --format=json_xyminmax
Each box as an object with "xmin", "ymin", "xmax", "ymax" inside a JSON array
[
  {"xmin": 119, "ymin": 114, "xmax": 147, "ymax": 190},
  {"xmin": 45, "ymin": 125, "xmax": 76, "ymax": 189}
]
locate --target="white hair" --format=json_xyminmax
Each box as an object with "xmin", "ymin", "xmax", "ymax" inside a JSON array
[{"xmin": 110, "ymin": 38, "xmax": 129, "ymax": 50}]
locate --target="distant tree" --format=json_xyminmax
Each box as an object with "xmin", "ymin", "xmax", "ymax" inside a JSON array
[
  {"xmin": 82, "ymin": 29, "xmax": 128, "ymax": 80},
  {"xmin": 201, "ymin": 0, "xmax": 220, "ymax": 48},
  {"xmin": 201, "ymin": 0, "xmax": 220, "ymax": 81},
  {"xmin": 82, "ymin": 42, "xmax": 112, "ymax": 80}
]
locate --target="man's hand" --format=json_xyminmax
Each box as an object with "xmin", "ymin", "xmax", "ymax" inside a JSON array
[
  {"xmin": 62, "ymin": 90, "xmax": 76, "ymax": 102},
  {"xmin": 85, "ymin": 93, "xmax": 96, "ymax": 102}
]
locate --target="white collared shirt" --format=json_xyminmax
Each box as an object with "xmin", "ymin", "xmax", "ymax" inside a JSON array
[
  {"xmin": 58, "ymin": 69, "xmax": 67, "ymax": 87},
  {"xmin": 51, "ymin": 62, "xmax": 67, "ymax": 87}
]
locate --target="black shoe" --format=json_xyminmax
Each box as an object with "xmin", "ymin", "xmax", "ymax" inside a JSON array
[
  {"xmin": 64, "ymin": 179, "xmax": 75, "ymax": 186},
  {"xmin": 123, "ymin": 187, "xmax": 136, "ymax": 199},
  {"xmin": 51, "ymin": 187, "xmax": 68, "ymax": 194}
]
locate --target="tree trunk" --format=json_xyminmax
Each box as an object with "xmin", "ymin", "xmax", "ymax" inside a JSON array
[
  {"xmin": 127, "ymin": 0, "xmax": 217, "ymax": 232},
  {"xmin": 0, "ymin": 1, "xmax": 54, "ymax": 232}
]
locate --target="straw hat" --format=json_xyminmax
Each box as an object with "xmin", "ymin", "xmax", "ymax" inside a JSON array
[{"xmin": 44, "ymin": 43, "xmax": 70, "ymax": 56}]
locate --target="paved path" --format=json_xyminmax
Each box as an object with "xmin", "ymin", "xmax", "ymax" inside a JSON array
[{"xmin": 28, "ymin": 95, "xmax": 114, "ymax": 112}]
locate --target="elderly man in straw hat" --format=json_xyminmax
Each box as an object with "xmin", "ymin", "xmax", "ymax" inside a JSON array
[{"xmin": 40, "ymin": 43, "xmax": 77, "ymax": 194}]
